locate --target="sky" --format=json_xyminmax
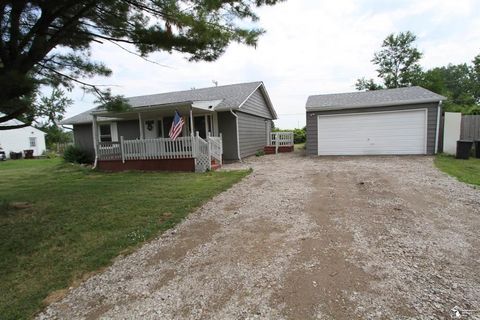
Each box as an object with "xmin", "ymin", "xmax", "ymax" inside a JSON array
[{"xmin": 64, "ymin": 0, "xmax": 480, "ymax": 129}]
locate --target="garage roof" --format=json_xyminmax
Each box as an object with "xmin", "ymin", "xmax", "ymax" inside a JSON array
[{"xmin": 306, "ymin": 86, "xmax": 446, "ymax": 111}]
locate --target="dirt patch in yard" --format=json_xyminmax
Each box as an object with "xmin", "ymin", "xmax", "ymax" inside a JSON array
[{"xmin": 37, "ymin": 154, "xmax": 480, "ymax": 320}]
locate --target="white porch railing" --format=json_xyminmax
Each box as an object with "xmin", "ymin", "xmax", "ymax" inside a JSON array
[
  {"xmin": 97, "ymin": 141, "xmax": 122, "ymax": 160},
  {"xmin": 207, "ymin": 133, "xmax": 223, "ymax": 165},
  {"xmin": 195, "ymin": 136, "xmax": 211, "ymax": 172},
  {"xmin": 123, "ymin": 136, "xmax": 196, "ymax": 160},
  {"xmin": 96, "ymin": 133, "xmax": 222, "ymax": 172},
  {"xmin": 269, "ymin": 132, "xmax": 294, "ymax": 153}
]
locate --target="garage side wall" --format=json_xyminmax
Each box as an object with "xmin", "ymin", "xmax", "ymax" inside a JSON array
[
  {"xmin": 237, "ymin": 111, "xmax": 269, "ymax": 158},
  {"xmin": 306, "ymin": 102, "xmax": 439, "ymax": 155}
]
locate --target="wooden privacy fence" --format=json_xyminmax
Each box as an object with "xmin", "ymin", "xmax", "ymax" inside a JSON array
[{"xmin": 461, "ymin": 115, "xmax": 480, "ymax": 140}]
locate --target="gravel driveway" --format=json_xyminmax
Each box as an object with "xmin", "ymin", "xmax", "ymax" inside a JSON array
[{"xmin": 38, "ymin": 152, "xmax": 480, "ymax": 320}]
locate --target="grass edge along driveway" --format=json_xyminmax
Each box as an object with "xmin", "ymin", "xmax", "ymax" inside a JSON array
[
  {"xmin": 434, "ymin": 154, "xmax": 480, "ymax": 186},
  {"xmin": 0, "ymin": 159, "xmax": 250, "ymax": 320}
]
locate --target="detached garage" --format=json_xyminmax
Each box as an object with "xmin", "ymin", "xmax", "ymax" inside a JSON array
[{"xmin": 305, "ymin": 87, "xmax": 446, "ymax": 156}]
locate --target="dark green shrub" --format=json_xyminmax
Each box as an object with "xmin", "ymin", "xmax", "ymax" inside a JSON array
[
  {"xmin": 63, "ymin": 145, "xmax": 91, "ymax": 164},
  {"xmin": 293, "ymin": 127, "xmax": 306, "ymax": 144},
  {"xmin": 255, "ymin": 150, "xmax": 265, "ymax": 157}
]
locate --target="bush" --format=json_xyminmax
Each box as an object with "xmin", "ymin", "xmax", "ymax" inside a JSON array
[
  {"xmin": 255, "ymin": 150, "xmax": 265, "ymax": 157},
  {"xmin": 46, "ymin": 151, "xmax": 58, "ymax": 159},
  {"xmin": 293, "ymin": 128, "xmax": 306, "ymax": 144},
  {"xmin": 63, "ymin": 145, "xmax": 91, "ymax": 164}
]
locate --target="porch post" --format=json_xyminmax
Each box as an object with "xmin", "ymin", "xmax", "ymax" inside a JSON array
[
  {"xmin": 92, "ymin": 114, "xmax": 99, "ymax": 163},
  {"xmin": 275, "ymin": 132, "xmax": 279, "ymax": 154},
  {"xmin": 189, "ymin": 106, "xmax": 194, "ymax": 136},
  {"xmin": 138, "ymin": 112, "xmax": 144, "ymax": 139},
  {"xmin": 120, "ymin": 136, "xmax": 125, "ymax": 163}
]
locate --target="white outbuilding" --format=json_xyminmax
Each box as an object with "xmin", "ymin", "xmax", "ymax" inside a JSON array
[{"xmin": 0, "ymin": 116, "xmax": 46, "ymax": 158}]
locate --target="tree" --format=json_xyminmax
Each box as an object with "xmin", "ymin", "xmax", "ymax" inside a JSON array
[
  {"xmin": 36, "ymin": 88, "xmax": 72, "ymax": 126},
  {"xmin": 35, "ymin": 89, "xmax": 73, "ymax": 148},
  {"xmin": 415, "ymin": 56, "xmax": 480, "ymax": 114},
  {"xmin": 355, "ymin": 77, "xmax": 384, "ymax": 91},
  {"xmin": 356, "ymin": 31, "xmax": 423, "ymax": 90},
  {"xmin": 0, "ymin": 0, "xmax": 282, "ymax": 129},
  {"xmin": 471, "ymin": 54, "xmax": 480, "ymax": 103}
]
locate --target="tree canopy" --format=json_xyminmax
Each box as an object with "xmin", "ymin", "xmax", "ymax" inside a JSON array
[
  {"xmin": 415, "ymin": 55, "xmax": 480, "ymax": 114},
  {"xmin": 0, "ymin": 0, "xmax": 282, "ymax": 129},
  {"xmin": 356, "ymin": 31, "xmax": 422, "ymax": 90},
  {"xmin": 356, "ymin": 30, "xmax": 479, "ymax": 114}
]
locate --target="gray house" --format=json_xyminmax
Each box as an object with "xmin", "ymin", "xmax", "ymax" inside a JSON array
[
  {"xmin": 62, "ymin": 81, "xmax": 277, "ymax": 171},
  {"xmin": 305, "ymin": 86, "xmax": 446, "ymax": 156}
]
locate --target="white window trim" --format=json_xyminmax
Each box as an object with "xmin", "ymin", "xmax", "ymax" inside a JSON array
[
  {"xmin": 29, "ymin": 137, "xmax": 37, "ymax": 147},
  {"xmin": 98, "ymin": 122, "xmax": 118, "ymax": 142}
]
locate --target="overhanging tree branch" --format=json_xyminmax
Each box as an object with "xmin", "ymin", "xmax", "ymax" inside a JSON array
[{"xmin": 0, "ymin": 0, "xmax": 282, "ymax": 128}]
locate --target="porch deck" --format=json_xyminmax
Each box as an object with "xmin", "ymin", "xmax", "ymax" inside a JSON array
[
  {"xmin": 264, "ymin": 132, "xmax": 295, "ymax": 154},
  {"xmin": 96, "ymin": 133, "xmax": 222, "ymax": 172}
]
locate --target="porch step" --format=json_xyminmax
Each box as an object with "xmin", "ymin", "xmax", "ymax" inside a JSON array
[
  {"xmin": 264, "ymin": 145, "xmax": 294, "ymax": 154},
  {"xmin": 211, "ymin": 163, "xmax": 221, "ymax": 170},
  {"xmin": 211, "ymin": 159, "xmax": 221, "ymax": 171}
]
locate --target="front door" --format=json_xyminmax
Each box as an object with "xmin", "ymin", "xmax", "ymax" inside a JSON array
[{"xmin": 144, "ymin": 119, "xmax": 157, "ymax": 139}]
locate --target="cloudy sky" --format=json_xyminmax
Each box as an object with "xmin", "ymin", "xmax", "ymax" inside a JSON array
[{"xmin": 65, "ymin": 0, "xmax": 480, "ymax": 129}]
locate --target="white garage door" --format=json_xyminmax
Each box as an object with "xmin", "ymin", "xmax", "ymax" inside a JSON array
[{"xmin": 317, "ymin": 109, "xmax": 427, "ymax": 155}]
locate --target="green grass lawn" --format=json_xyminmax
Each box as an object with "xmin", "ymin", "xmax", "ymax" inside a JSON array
[
  {"xmin": 434, "ymin": 154, "xmax": 480, "ymax": 186},
  {"xmin": 0, "ymin": 159, "xmax": 249, "ymax": 319}
]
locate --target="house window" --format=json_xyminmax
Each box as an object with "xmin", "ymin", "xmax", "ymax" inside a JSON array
[
  {"xmin": 29, "ymin": 137, "xmax": 37, "ymax": 147},
  {"xmin": 99, "ymin": 124, "xmax": 112, "ymax": 142}
]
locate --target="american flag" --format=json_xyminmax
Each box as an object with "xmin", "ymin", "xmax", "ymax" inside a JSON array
[{"xmin": 169, "ymin": 111, "xmax": 185, "ymax": 140}]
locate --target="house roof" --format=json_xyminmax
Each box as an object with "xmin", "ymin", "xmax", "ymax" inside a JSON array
[
  {"xmin": 0, "ymin": 113, "xmax": 45, "ymax": 135},
  {"xmin": 59, "ymin": 109, "xmax": 119, "ymax": 125},
  {"xmin": 61, "ymin": 81, "xmax": 276, "ymax": 125},
  {"xmin": 306, "ymin": 86, "xmax": 446, "ymax": 111}
]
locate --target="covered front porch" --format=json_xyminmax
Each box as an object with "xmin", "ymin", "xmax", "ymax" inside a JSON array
[{"xmin": 91, "ymin": 101, "xmax": 223, "ymax": 172}]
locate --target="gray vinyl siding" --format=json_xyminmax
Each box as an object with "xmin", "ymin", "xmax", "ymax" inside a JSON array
[
  {"xmin": 237, "ymin": 111, "xmax": 269, "ymax": 158},
  {"xmin": 305, "ymin": 112, "xmax": 318, "ymax": 156},
  {"xmin": 73, "ymin": 124, "xmax": 95, "ymax": 158},
  {"xmin": 240, "ymin": 88, "xmax": 274, "ymax": 119},
  {"xmin": 74, "ymin": 120, "xmax": 141, "ymax": 159},
  {"xmin": 217, "ymin": 111, "xmax": 239, "ymax": 160},
  {"xmin": 117, "ymin": 120, "xmax": 140, "ymax": 139},
  {"xmin": 306, "ymin": 102, "xmax": 440, "ymax": 155}
]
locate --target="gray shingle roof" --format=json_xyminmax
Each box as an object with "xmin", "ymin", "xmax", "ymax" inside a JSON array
[
  {"xmin": 59, "ymin": 108, "xmax": 117, "ymax": 125},
  {"xmin": 306, "ymin": 86, "xmax": 446, "ymax": 111},
  {"xmin": 126, "ymin": 81, "xmax": 262, "ymax": 110},
  {"xmin": 62, "ymin": 81, "xmax": 269, "ymax": 125}
]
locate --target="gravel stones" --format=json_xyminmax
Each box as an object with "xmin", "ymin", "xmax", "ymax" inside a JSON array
[{"xmin": 37, "ymin": 153, "xmax": 480, "ymax": 319}]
